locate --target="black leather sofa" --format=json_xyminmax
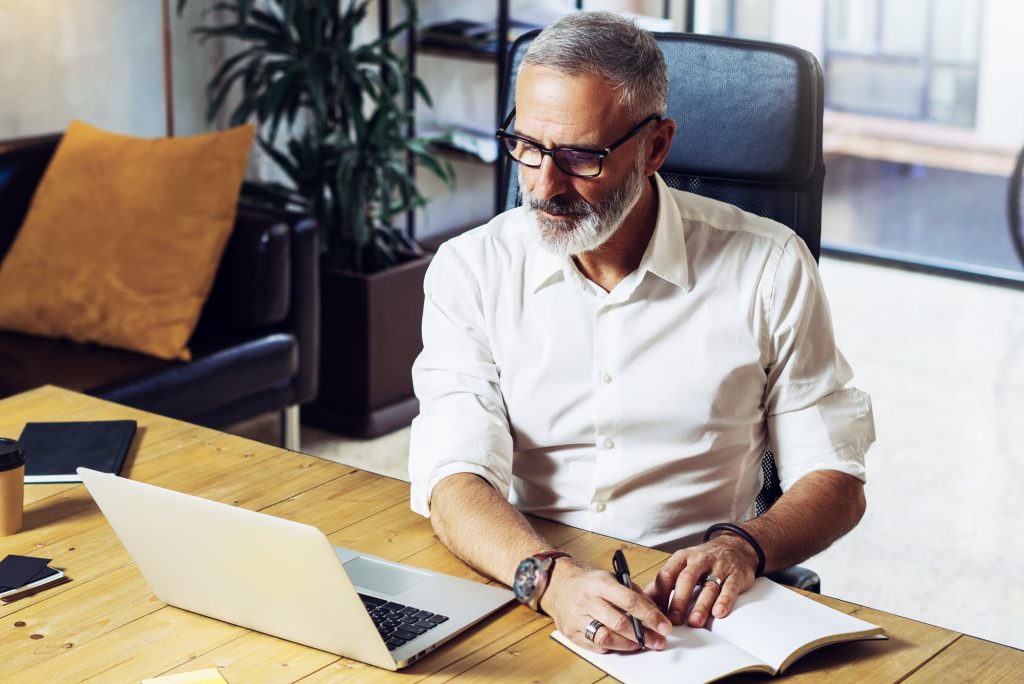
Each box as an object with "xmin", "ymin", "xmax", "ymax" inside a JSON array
[{"xmin": 0, "ymin": 133, "xmax": 319, "ymax": 449}]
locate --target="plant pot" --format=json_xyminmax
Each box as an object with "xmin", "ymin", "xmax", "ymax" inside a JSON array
[{"xmin": 303, "ymin": 254, "xmax": 430, "ymax": 438}]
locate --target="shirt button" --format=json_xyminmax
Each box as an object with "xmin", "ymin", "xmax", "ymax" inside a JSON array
[
  {"xmin": 601, "ymin": 373, "xmax": 612, "ymax": 384},
  {"xmin": 603, "ymin": 437, "xmax": 615, "ymax": 450},
  {"xmin": 594, "ymin": 501, "xmax": 607, "ymax": 512}
]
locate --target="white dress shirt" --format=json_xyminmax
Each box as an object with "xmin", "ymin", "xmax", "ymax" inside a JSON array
[{"xmin": 409, "ymin": 173, "xmax": 874, "ymax": 551}]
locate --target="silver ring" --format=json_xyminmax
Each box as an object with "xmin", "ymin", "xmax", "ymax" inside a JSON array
[
  {"xmin": 584, "ymin": 618, "xmax": 603, "ymax": 643},
  {"xmin": 703, "ymin": 574, "xmax": 724, "ymax": 590}
]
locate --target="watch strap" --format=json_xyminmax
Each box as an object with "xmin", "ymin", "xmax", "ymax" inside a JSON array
[{"xmin": 535, "ymin": 551, "xmax": 571, "ymax": 563}]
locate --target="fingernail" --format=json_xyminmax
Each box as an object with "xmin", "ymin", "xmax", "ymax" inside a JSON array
[
  {"xmin": 659, "ymin": 622, "xmax": 672, "ymax": 636},
  {"xmin": 689, "ymin": 612, "xmax": 702, "ymax": 625},
  {"xmin": 713, "ymin": 605, "xmax": 726, "ymax": 618}
]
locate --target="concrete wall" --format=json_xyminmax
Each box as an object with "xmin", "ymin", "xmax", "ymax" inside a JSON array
[{"xmin": 0, "ymin": 0, "xmax": 214, "ymax": 139}]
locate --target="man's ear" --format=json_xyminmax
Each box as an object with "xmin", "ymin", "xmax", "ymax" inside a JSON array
[{"xmin": 645, "ymin": 118, "xmax": 676, "ymax": 176}]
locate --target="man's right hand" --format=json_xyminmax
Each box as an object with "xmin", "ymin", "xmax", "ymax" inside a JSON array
[{"xmin": 539, "ymin": 557, "xmax": 672, "ymax": 653}]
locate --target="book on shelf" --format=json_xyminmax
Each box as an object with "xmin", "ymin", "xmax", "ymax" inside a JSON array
[
  {"xmin": 420, "ymin": 124, "xmax": 499, "ymax": 164},
  {"xmin": 419, "ymin": 18, "xmax": 543, "ymax": 54},
  {"xmin": 552, "ymin": 578, "xmax": 886, "ymax": 684}
]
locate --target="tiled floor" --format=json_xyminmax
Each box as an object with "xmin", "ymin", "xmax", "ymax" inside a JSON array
[{"xmin": 231, "ymin": 256, "xmax": 1024, "ymax": 650}]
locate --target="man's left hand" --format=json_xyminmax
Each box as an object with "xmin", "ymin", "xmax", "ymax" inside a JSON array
[{"xmin": 643, "ymin": 534, "xmax": 759, "ymax": 627}]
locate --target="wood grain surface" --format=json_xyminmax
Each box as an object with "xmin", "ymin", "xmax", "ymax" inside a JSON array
[{"xmin": 0, "ymin": 386, "xmax": 1019, "ymax": 683}]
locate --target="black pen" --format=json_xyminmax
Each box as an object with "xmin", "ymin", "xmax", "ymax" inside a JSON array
[{"xmin": 612, "ymin": 549, "xmax": 645, "ymax": 650}]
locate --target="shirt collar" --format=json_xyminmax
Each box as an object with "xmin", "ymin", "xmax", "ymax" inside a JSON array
[
  {"xmin": 525, "ymin": 172, "xmax": 692, "ymax": 294},
  {"xmin": 643, "ymin": 172, "xmax": 691, "ymax": 291},
  {"xmin": 527, "ymin": 235, "xmax": 567, "ymax": 293}
]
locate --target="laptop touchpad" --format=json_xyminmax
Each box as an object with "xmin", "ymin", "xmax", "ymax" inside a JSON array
[{"xmin": 343, "ymin": 556, "xmax": 429, "ymax": 596}]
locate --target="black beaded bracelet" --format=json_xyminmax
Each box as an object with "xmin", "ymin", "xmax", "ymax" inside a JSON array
[{"xmin": 703, "ymin": 522, "xmax": 766, "ymax": 578}]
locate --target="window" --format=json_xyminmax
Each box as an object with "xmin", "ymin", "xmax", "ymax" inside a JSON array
[
  {"xmin": 702, "ymin": 0, "xmax": 773, "ymax": 40},
  {"xmin": 824, "ymin": 0, "xmax": 983, "ymax": 127}
]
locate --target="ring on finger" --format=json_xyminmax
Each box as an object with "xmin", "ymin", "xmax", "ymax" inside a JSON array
[
  {"xmin": 584, "ymin": 618, "xmax": 603, "ymax": 643},
  {"xmin": 703, "ymin": 574, "xmax": 724, "ymax": 590}
]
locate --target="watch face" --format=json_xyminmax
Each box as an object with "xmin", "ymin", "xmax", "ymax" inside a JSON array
[{"xmin": 513, "ymin": 557, "xmax": 540, "ymax": 603}]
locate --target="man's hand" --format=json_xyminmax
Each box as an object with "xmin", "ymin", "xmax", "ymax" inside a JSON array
[
  {"xmin": 644, "ymin": 534, "xmax": 759, "ymax": 628},
  {"xmin": 540, "ymin": 557, "xmax": 673, "ymax": 653}
]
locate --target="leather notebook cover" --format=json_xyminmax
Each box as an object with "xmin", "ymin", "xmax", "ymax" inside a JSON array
[{"xmin": 19, "ymin": 420, "xmax": 137, "ymax": 483}]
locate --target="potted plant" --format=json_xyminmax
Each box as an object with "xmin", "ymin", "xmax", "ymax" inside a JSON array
[{"xmin": 181, "ymin": 0, "xmax": 454, "ymax": 436}]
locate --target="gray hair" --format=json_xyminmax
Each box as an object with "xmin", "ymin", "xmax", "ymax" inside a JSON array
[{"xmin": 521, "ymin": 11, "xmax": 668, "ymax": 119}]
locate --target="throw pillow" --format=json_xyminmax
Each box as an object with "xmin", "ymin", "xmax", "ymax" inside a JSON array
[{"xmin": 0, "ymin": 120, "xmax": 255, "ymax": 360}]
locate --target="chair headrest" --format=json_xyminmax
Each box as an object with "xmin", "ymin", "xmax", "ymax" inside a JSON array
[{"xmin": 503, "ymin": 32, "xmax": 823, "ymax": 185}]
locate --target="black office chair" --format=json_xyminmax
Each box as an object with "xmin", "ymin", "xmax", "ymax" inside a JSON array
[
  {"xmin": 1009, "ymin": 143, "xmax": 1024, "ymax": 269},
  {"xmin": 499, "ymin": 32, "xmax": 826, "ymax": 592}
]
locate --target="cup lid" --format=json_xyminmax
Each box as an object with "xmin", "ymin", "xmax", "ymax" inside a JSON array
[{"xmin": 0, "ymin": 438, "xmax": 26, "ymax": 472}]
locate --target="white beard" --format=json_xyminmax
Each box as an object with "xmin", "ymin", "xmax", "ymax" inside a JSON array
[{"xmin": 521, "ymin": 156, "xmax": 647, "ymax": 257}]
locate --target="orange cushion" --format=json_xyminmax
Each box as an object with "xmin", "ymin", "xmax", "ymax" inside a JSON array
[{"xmin": 0, "ymin": 120, "xmax": 255, "ymax": 361}]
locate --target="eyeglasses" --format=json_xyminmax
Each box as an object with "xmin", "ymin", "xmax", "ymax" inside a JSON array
[{"xmin": 495, "ymin": 108, "xmax": 661, "ymax": 178}]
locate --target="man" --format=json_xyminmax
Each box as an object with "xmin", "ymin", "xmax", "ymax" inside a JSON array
[{"xmin": 408, "ymin": 12, "xmax": 875, "ymax": 654}]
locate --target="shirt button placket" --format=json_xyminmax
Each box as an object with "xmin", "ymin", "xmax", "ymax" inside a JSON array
[{"xmin": 592, "ymin": 301, "xmax": 619, "ymax": 530}]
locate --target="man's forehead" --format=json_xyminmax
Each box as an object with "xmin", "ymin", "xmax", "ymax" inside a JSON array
[
  {"xmin": 514, "ymin": 65, "xmax": 624, "ymax": 141},
  {"xmin": 515, "ymin": 65, "xmax": 615, "ymax": 104}
]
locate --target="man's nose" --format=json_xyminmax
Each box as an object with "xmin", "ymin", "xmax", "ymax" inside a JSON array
[{"xmin": 530, "ymin": 154, "xmax": 571, "ymax": 201}]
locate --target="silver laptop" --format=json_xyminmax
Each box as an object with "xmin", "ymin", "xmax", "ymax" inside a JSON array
[{"xmin": 78, "ymin": 468, "xmax": 513, "ymax": 670}]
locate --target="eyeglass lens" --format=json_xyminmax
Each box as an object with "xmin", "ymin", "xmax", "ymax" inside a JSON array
[{"xmin": 499, "ymin": 137, "xmax": 601, "ymax": 177}]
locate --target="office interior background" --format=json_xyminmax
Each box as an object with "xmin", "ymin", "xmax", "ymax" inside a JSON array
[{"xmin": 1, "ymin": 0, "xmax": 1021, "ymax": 651}]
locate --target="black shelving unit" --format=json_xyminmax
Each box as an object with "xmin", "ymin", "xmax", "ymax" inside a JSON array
[
  {"xmin": 411, "ymin": 1, "xmax": 602, "ymax": 218},
  {"xmin": 412, "ymin": 0, "xmax": 529, "ymax": 216}
]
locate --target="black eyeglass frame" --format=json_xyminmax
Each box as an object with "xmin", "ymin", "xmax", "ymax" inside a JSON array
[{"xmin": 495, "ymin": 108, "xmax": 662, "ymax": 178}]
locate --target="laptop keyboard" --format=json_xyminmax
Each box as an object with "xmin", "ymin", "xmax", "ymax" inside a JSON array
[{"xmin": 359, "ymin": 593, "xmax": 450, "ymax": 651}]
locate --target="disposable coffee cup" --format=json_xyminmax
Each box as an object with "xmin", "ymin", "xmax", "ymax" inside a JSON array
[{"xmin": 0, "ymin": 438, "xmax": 26, "ymax": 536}]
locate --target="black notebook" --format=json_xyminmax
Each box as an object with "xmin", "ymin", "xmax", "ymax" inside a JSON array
[
  {"xmin": 0, "ymin": 555, "xmax": 68, "ymax": 602},
  {"xmin": 19, "ymin": 420, "xmax": 137, "ymax": 484}
]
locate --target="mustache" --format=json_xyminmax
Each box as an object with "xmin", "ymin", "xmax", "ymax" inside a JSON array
[{"xmin": 524, "ymin": 194, "xmax": 592, "ymax": 217}]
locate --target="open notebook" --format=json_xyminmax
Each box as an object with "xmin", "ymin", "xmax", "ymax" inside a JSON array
[{"xmin": 553, "ymin": 578, "xmax": 885, "ymax": 684}]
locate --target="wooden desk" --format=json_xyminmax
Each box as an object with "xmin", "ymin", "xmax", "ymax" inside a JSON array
[{"xmin": 1, "ymin": 386, "xmax": 1021, "ymax": 682}]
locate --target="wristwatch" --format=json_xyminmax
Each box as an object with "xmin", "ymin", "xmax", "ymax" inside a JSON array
[{"xmin": 512, "ymin": 551, "xmax": 572, "ymax": 612}]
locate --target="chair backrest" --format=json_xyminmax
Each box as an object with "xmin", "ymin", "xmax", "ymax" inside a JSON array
[
  {"xmin": 498, "ymin": 31, "xmax": 827, "ymax": 513},
  {"xmin": 499, "ymin": 31, "xmax": 824, "ymax": 261}
]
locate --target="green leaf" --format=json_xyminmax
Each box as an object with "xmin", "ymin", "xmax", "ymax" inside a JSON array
[
  {"xmin": 207, "ymin": 45, "xmax": 261, "ymax": 95},
  {"xmin": 262, "ymin": 68, "xmax": 298, "ymax": 141},
  {"xmin": 411, "ymin": 74, "xmax": 434, "ymax": 108}
]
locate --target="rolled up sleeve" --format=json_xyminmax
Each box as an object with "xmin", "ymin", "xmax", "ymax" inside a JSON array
[
  {"xmin": 764, "ymin": 236, "xmax": 876, "ymax": 492},
  {"xmin": 408, "ymin": 243, "xmax": 514, "ymax": 517}
]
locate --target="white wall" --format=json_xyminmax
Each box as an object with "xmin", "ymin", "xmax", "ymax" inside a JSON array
[
  {"xmin": 974, "ymin": 0, "xmax": 1024, "ymax": 149},
  {"xmin": 770, "ymin": 0, "xmax": 824, "ymax": 61},
  {"xmin": 0, "ymin": 0, "xmax": 213, "ymax": 140}
]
